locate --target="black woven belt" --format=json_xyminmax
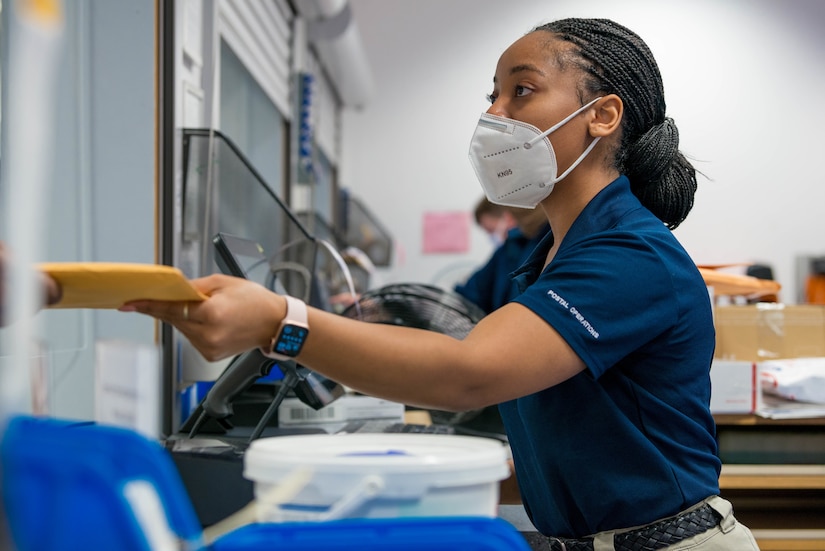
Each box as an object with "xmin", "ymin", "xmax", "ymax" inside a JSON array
[{"xmin": 547, "ymin": 503, "xmax": 721, "ymax": 551}]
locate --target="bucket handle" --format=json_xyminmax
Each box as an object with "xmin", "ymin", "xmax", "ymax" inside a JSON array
[
  {"xmin": 317, "ymin": 474, "xmax": 385, "ymax": 521},
  {"xmin": 202, "ymin": 467, "xmax": 313, "ymax": 544}
]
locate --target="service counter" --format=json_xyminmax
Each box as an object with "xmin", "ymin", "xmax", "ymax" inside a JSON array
[{"xmin": 168, "ymin": 394, "xmax": 825, "ymax": 551}]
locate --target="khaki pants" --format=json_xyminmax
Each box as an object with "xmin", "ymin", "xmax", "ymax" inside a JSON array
[{"xmin": 588, "ymin": 496, "xmax": 760, "ymax": 551}]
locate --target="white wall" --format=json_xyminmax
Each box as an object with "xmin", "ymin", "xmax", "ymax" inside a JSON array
[{"xmin": 341, "ymin": 0, "xmax": 825, "ymax": 303}]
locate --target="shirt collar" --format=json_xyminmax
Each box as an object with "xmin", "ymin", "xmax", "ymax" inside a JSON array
[{"xmin": 511, "ymin": 176, "xmax": 641, "ymax": 292}]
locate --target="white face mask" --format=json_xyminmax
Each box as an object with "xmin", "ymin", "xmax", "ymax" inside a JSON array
[
  {"xmin": 468, "ymin": 97, "xmax": 602, "ymax": 209},
  {"xmin": 489, "ymin": 231, "xmax": 505, "ymax": 248}
]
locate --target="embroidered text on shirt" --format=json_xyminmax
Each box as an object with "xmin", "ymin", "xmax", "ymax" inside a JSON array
[{"xmin": 546, "ymin": 289, "xmax": 600, "ymax": 339}]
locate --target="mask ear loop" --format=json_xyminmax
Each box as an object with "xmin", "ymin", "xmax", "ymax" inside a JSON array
[
  {"xmin": 524, "ymin": 96, "xmax": 603, "ymax": 150},
  {"xmin": 552, "ymin": 136, "xmax": 601, "ymax": 183}
]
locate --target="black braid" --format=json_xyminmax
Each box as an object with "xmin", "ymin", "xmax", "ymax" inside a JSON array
[{"xmin": 533, "ymin": 18, "xmax": 697, "ymax": 229}]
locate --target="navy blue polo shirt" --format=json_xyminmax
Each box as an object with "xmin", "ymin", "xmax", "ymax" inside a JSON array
[
  {"xmin": 455, "ymin": 223, "xmax": 550, "ymax": 314},
  {"xmin": 501, "ymin": 175, "xmax": 720, "ymax": 537}
]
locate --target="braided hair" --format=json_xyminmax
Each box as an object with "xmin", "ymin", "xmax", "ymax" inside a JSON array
[{"xmin": 533, "ymin": 18, "xmax": 696, "ymax": 229}]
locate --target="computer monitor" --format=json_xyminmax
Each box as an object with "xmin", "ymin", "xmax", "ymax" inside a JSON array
[
  {"xmin": 178, "ymin": 129, "xmax": 317, "ymax": 295},
  {"xmin": 336, "ymin": 188, "xmax": 394, "ymax": 267},
  {"xmin": 167, "ymin": 129, "xmax": 338, "ymax": 433},
  {"xmin": 295, "ymin": 210, "xmax": 346, "ymax": 249},
  {"xmin": 293, "ymin": 210, "xmax": 362, "ymax": 310}
]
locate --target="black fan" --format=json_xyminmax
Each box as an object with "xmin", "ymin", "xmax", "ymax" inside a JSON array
[
  {"xmin": 340, "ymin": 283, "xmax": 488, "ymax": 426},
  {"xmin": 341, "ymin": 283, "xmax": 485, "ymax": 336}
]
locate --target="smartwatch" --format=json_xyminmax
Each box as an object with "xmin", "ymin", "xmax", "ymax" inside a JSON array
[{"xmin": 260, "ymin": 295, "xmax": 309, "ymax": 361}]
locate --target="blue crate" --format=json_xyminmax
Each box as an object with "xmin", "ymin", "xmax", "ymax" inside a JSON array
[
  {"xmin": 1, "ymin": 415, "xmax": 530, "ymax": 551},
  {"xmin": 0, "ymin": 415, "xmax": 203, "ymax": 551},
  {"xmin": 213, "ymin": 516, "xmax": 531, "ymax": 550}
]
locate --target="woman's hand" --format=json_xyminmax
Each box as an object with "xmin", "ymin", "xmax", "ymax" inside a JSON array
[{"xmin": 120, "ymin": 273, "xmax": 286, "ymax": 361}]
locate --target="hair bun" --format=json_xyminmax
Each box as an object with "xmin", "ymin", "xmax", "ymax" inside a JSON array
[
  {"xmin": 624, "ymin": 119, "xmax": 697, "ymax": 229},
  {"xmin": 624, "ymin": 118, "xmax": 679, "ymax": 185}
]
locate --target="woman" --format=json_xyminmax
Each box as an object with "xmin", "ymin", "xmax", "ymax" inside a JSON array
[{"xmin": 124, "ymin": 18, "xmax": 759, "ymax": 550}]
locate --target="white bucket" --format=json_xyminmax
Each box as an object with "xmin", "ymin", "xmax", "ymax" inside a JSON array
[{"xmin": 243, "ymin": 433, "xmax": 510, "ymax": 523}]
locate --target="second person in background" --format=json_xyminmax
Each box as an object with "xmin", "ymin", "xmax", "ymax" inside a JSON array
[{"xmin": 455, "ymin": 204, "xmax": 549, "ymax": 315}]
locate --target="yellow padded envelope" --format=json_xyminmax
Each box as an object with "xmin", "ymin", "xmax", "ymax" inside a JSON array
[{"xmin": 38, "ymin": 262, "xmax": 208, "ymax": 309}]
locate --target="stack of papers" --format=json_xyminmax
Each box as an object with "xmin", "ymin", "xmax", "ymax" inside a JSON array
[{"xmin": 757, "ymin": 394, "xmax": 825, "ymax": 420}]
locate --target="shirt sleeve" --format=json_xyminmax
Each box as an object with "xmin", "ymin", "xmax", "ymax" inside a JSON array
[{"xmin": 512, "ymin": 232, "xmax": 681, "ymax": 378}]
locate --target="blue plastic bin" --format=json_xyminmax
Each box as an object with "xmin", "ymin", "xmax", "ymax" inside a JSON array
[
  {"xmin": 1, "ymin": 415, "xmax": 531, "ymax": 551},
  {"xmin": 213, "ymin": 516, "xmax": 532, "ymax": 550},
  {"xmin": 0, "ymin": 415, "xmax": 203, "ymax": 551}
]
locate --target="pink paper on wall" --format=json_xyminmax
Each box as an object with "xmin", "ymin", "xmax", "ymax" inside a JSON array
[{"xmin": 422, "ymin": 211, "xmax": 470, "ymax": 254}]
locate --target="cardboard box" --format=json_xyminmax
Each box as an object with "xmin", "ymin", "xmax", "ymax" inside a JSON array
[
  {"xmin": 714, "ymin": 304, "xmax": 825, "ymax": 362},
  {"xmin": 711, "ymin": 304, "xmax": 825, "ymax": 414},
  {"xmin": 710, "ymin": 360, "xmax": 759, "ymax": 414},
  {"xmin": 709, "ymin": 358, "xmax": 825, "ymax": 416}
]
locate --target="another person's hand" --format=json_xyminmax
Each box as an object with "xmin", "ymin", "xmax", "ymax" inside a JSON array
[
  {"xmin": 40, "ymin": 270, "xmax": 62, "ymax": 307},
  {"xmin": 0, "ymin": 241, "xmax": 62, "ymax": 326},
  {"xmin": 328, "ymin": 291, "xmax": 360, "ymax": 312},
  {"xmin": 120, "ymin": 273, "xmax": 284, "ymax": 362}
]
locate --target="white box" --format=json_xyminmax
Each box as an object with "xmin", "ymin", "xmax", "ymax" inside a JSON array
[
  {"xmin": 278, "ymin": 394, "xmax": 405, "ymax": 433},
  {"xmin": 95, "ymin": 339, "xmax": 162, "ymax": 439},
  {"xmin": 710, "ymin": 360, "xmax": 758, "ymax": 414}
]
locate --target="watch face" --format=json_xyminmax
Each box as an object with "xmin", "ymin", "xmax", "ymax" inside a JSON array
[{"xmin": 274, "ymin": 323, "xmax": 308, "ymax": 357}]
